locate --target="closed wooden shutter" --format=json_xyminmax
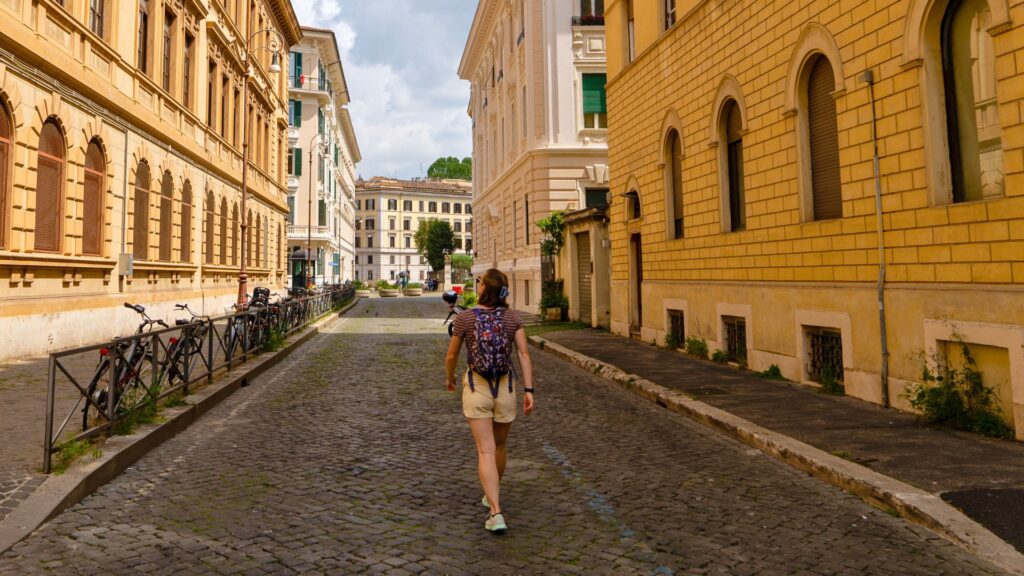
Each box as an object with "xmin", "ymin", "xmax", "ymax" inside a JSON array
[
  {"xmin": 133, "ymin": 162, "xmax": 150, "ymax": 260},
  {"xmin": 180, "ymin": 181, "xmax": 192, "ymax": 263},
  {"xmin": 669, "ymin": 130, "xmax": 683, "ymax": 238},
  {"xmin": 205, "ymin": 192, "xmax": 214, "ymax": 264},
  {"xmin": 277, "ymin": 224, "xmax": 282, "ymax": 269},
  {"xmin": 83, "ymin": 141, "xmax": 104, "ymax": 255},
  {"xmin": 246, "ymin": 209, "xmax": 252, "ymax": 267},
  {"xmin": 35, "ymin": 122, "xmax": 65, "ymax": 253},
  {"xmin": 231, "ymin": 204, "xmax": 238, "ymax": 265},
  {"xmin": 725, "ymin": 101, "xmax": 745, "ymax": 231},
  {"xmin": 0, "ymin": 105, "xmax": 11, "ymax": 249},
  {"xmin": 254, "ymin": 214, "xmax": 261, "ymax": 267},
  {"xmin": 808, "ymin": 56, "xmax": 842, "ymax": 220},
  {"xmin": 159, "ymin": 172, "xmax": 173, "ymax": 261},
  {"xmin": 263, "ymin": 217, "xmax": 269, "ymax": 267},
  {"xmin": 219, "ymin": 198, "xmax": 228, "ymax": 264}
]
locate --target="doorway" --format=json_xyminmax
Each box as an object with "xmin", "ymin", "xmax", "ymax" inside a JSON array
[
  {"xmin": 629, "ymin": 234, "xmax": 643, "ymax": 335},
  {"xmin": 575, "ymin": 231, "xmax": 592, "ymax": 325}
]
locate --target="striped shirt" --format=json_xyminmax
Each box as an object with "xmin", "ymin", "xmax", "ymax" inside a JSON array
[{"xmin": 452, "ymin": 307, "xmax": 524, "ymax": 366}]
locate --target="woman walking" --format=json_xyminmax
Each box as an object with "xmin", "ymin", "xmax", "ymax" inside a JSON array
[{"xmin": 445, "ymin": 268, "xmax": 535, "ymax": 533}]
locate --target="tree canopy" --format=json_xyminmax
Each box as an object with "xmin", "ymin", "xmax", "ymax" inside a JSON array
[
  {"xmin": 414, "ymin": 219, "xmax": 456, "ymax": 272},
  {"xmin": 427, "ymin": 156, "xmax": 472, "ymax": 181}
]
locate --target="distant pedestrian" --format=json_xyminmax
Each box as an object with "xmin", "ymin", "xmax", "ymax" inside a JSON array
[{"xmin": 445, "ymin": 268, "xmax": 535, "ymax": 533}]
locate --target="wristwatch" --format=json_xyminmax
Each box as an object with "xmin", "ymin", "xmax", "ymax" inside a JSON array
[{"xmin": 523, "ymin": 387, "xmax": 535, "ymax": 394}]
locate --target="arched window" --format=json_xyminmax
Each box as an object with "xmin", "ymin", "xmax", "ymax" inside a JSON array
[
  {"xmin": 806, "ymin": 55, "xmax": 842, "ymax": 220},
  {"xmin": 626, "ymin": 190, "xmax": 642, "ymax": 220},
  {"xmin": 35, "ymin": 120, "xmax": 65, "ymax": 252},
  {"xmin": 943, "ymin": 0, "xmax": 1002, "ymax": 202},
  {"xmin": 666, "ymin": 129, "xmax": 683, "ymax": 238},
  {"xmin": 180, "ymin": 181, "xmax": 192, "ymax": 263},
  {"xmin": 219, "ymin": 197, "xmax": 228, "ymax": 265},
  {"xmin": 83, "ymin": 140, "xmax": 105, "ymax": 255},
  {"xmin": 262, "ymin": 216, "xmax": 269, "ymax": 268},
  {"xmin": 0, "ymin": 102, "xmax": 11, "ymax": 250},
  {"xmin": 231, "ymin": 203, "xmax": 239, "ymax": 265},
  {"xmin": 722, "ymin": 100, "xmax": 745, "ymax": 231},
  {"xmin": 205, "ymin": 191, "xmax": 214, "ymax": 264},
  {"xmin": 159, "ymin": 171, "xmax": 173, "ymax": 261},
  {"xmin": 254, "ymin": 212, "xmax": 261, "ymax": 267},
  {"xmin": 246, "ymin": 208, "xmax": 253, "ymax": 267},
  {"xmin": 133, "ymin": 160, "xmax": 150, "ymax": 260}
]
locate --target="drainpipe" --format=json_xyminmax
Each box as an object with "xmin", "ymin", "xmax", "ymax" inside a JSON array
[
  {"xmin": 861, "ymin": 69, "xmax": 891, "ymax": 408},
  {"xmin": 120, "ymin": 126, "xmax": 130, "ymax": 292}
]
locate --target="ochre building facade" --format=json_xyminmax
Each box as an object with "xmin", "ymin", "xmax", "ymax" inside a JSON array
[
  {"xmin": 604, "ymin": 0, "xmax": 1024, "ymax": 438},
  {"xmin": 0, "ymin": 0, "xmax": 301, "ymax": 360}
]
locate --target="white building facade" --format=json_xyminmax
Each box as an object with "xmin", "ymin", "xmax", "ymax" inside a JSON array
[
  {"xmin": 354, "ymin": 178, "xmax": 473, "ymax": 284},
  {"xmin": 458, "ymin": 0, "xmax": 609, "ymax": 313},
  {"xmin": 286, "ymin": 27, "xmax": 360, "ymax": 287}
]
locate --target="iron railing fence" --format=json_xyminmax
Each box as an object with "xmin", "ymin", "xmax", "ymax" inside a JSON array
[{"xmin": 43, "ymin": 285, "xmax": 354, "ymax": 473}]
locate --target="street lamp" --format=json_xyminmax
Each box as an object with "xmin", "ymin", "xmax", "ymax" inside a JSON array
[
  {"xmin": 237, "ymin": 28, "xmax": 284, "ymax": 306},
  {"xmin": 306, "ymin": 131, "xmax": 332, "ymax": 289}
]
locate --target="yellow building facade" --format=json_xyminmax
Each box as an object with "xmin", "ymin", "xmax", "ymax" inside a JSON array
[
  {"xmin": 604, "ymin": 0, "xmax": 1024, "ymax": 438},
  {"xmin": 0, "ymin": 0, "xmax": 300, "ymax": 361}
]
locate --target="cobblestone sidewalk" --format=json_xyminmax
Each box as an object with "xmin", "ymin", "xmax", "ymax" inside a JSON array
[
  {"xmin": 0, "ymin": 298, "xmax": 1008, "ymax": 574},
  {"xmin": 543, "ymin": 329, "xmax": 1024, "ymax": 553}
]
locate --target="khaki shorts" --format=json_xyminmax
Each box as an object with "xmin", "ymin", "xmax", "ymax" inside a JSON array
[{"xmin": 462, "ymin": 371, "xmax": 516, "ymax": 423}]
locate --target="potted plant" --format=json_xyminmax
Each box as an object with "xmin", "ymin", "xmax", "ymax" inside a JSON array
[
  {"xmin": 404, "ymin": 282, "xmax": 423, "ymax": 297},
  {"xmin": 539, "ymin": 280, "xmax": 569, "ymax": 321},
  {"xmin": 353, "ymin": 280, "xmax": 371, "ymax": 298},
  {"xmin": 377, "ymin": 279, "xmax": 400, "ymax": 297}
]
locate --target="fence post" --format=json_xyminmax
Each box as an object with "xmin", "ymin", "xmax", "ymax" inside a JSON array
[
  {"xmin": 107, "ymin": 346, "xmax": 117, "ymax": 434},
  {"xmin": 182, "ymin": 326, "xmax": 191, "ymax": 397},
  {"xmin": 43, "ymin": 355, "xmax": 57, "ymax": 474},
  {"xmin": 207, "ymin": 319, "xmax": 215, "ymax": 383}
]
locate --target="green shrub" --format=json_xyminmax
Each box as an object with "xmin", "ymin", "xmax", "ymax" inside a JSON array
[
  {"xmin": 52, "ymin": 439, "xmax": 101, "ymax": 475},
  {"xmin": 263, "ymin": 326, "xmax": 287, "ymax": 352},
  {"xmin": 756, "ymin": 364, "xmax": 787, "ymax": 381},
  {"xmin": 406, "ymin": 283, "xmax": 422, "ymax": 289},
  {"xmin": 375, "ymin": 279, "xmax": 397, "ymax": 291},
  {"xmin": 664, "ymin": 333, "xmax": 680, "ymax": 349},
  {"xmin": 711, "ymin": 350, "xmax": 729, "ymax": 363},
  {"xmin": 352, "ymin": 280, "xmax": 366, "ymax": 290},
  {"xmin": 905, "ymin": 340, "xmax": 1013, "ymax": 439},
  {"xmin": 459, "ymin": 292, "xmax": 478, "ymax": 308},
  {"xmin": 684, "ymin": 337, "xmax": 708, "ymax": 359},
  {"xmin": 539, "ymin": 280, "xmax": 568, "ymax": 311},
  {"xmin": 818, "ymin": 365, "xmax": 845, "ymax": 396}
]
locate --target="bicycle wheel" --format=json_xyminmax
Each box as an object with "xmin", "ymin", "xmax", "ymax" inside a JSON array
[{"xmin": 115, "ymin": 350, "xmax": 156, "ymax": 415}]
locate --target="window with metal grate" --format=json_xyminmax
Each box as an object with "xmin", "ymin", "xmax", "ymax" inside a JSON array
[
  {"xmin": 806, "ymin": 326, "xmax": 844, "ymax": 382},
  {"xmin": 723, "ymin": 316, "xmax": 747, "ymax": 362}
]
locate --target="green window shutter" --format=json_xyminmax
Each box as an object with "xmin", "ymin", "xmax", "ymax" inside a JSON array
[
  {"xmin": 294, "ymin": 148, "xmax": 303, "ymax": 176},
  {"xmin": 318, "ymin": 199, "xmax": 327, "ymax": 226},
  {"xmin": 293, "ymin": 100, "xmax": 302, "ymax": 127},
  {"xmin": 318, "ymin": 109, "xmax": 324, "ymax": 135},
  {"xmin": 582, "ymin": 74, "xmax": 607, "ymax": 114},
  {"xmin": 292, "ymin": 52, "xmax": 302, "ymax": 86},
  {"xmin": 287, "ymin": 196, "xmax": 295, "ymax": 225}
]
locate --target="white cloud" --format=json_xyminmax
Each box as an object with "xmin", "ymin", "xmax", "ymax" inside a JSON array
[{"xmin": 294, "ymin": 1, "xmax": 475, "ymax": 179}]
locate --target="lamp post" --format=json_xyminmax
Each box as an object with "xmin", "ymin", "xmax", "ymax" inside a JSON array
[
  {"xmin": 237, "ymin": 28, "xmax": 284, "ymax": 306},
  {"xmin": 306, "ymin": 131, "xmax": 332, "ymax": 289}
]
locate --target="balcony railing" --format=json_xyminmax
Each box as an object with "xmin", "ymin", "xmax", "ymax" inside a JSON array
[
  {"xmin": 572, "ymin": 15, "xmax": 605, "ymax": 26},
  {"xmin": 290, "ymin": 76, "xmax": 332, "ymax": 94}
]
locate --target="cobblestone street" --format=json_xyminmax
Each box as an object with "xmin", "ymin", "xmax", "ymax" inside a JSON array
[{"xmin": 0, "ymin": 297, "xmax": 1008, "ymax": 575}]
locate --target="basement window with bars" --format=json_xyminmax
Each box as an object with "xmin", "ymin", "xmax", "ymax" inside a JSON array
[
  {"xmin": 723, "ymin": 316, "xmax": 747, "ymax": 362},
  {"xmin": 805, "ymin": 326, "xmax": 844, "ymax": 383},
  {"xmin": 667, "ymin": 310, "xmax": 685, "ymax": 348}
]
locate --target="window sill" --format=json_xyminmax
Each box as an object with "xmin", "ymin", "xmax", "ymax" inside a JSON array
[{"xmin": 0, "ymin": 252, "xmax": 116, "ymax": 269}]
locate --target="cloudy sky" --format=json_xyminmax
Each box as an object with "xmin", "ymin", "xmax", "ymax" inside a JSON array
[{"xmin": 291, "ymin": 1, "xmax": 477, "ymax": 180}]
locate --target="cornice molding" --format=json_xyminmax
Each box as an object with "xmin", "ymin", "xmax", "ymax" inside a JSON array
[{"xmin": 458, "ymin": 0, "xmax": 502, "ymax": 79}]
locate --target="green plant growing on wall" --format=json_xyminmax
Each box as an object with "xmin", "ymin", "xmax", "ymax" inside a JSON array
[
  {"xmin": 905, "ymin": 338, "xmax": 1013, "ymax": 439},
  {"xmin": 711, "ymin": 350, "xmax": 729, "ymax": 363},
  {"xmin": 818, "ymin": 365, "xmax": 845, "ymax": 396},
  {"xmin": 684, "ymin": 337, "xmax": 709, "ymax": 359},
  {"xmin": 756, "ymin": 365, "xmax": 788, "ymax": 381}
]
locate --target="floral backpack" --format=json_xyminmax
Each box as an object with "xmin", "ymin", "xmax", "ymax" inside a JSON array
[{"xmin": 467, "ymin": 308, "xmax": 515, "ymax": 398}]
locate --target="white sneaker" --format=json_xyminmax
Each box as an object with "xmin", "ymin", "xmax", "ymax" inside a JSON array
[
  {"xmin": 481, "ymin": 494, "xmax": 490, "ymax": 508},
  {"xmin": 485, "ymin": 512, "xmax": 507, "ymax": 533}
]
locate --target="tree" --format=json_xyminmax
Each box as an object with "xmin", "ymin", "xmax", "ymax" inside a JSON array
[
  {"xmin": 414, "ymin": 219, "xmax": 455, "ymax": 272},
  {"xmin": 427, "ymin": 156, "xmax": 472, "ymax": 181},
  {"xmin": 451, "ymin": 253, "xmax": 474, "ymax": 283}
]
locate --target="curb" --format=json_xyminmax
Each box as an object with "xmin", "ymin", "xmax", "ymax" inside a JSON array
[
  {"xmin": 0, "ymin": 299, "xmax": 360, "ymax": 555},
  {"xmin": 529, "ymin": 335, "xmax": 1024, "ymax": 576}
]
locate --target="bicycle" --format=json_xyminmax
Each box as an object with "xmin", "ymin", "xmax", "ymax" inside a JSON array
[
  {"xmin": 161, "ymin": 303, "xmax": 209, "ymax": 391},
  {"xmin": 82, "ymin": 303, "xmax": 168, "ymax": 431}
]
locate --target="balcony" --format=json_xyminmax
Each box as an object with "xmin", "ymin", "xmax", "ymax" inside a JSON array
[
  {"xmin": 287, "ymin": 225, "xmax": 335, "ymax": 244},
  {"xmin": 287, "ymin": 126, "xmax": 300, "ymax": 148},
  {"xmin": 290, "ymin": 76, "xmax": 334, "ymax": 104},
  {"xmin": 287, "ymin": 175, "xmax": 299, "ymax": 192},
  {"xmin": 571, "ymin": 15, "xmax": 604, "ymax": 26}
]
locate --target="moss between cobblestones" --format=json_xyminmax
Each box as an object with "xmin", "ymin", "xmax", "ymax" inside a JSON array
[{"xmin": 51, "ymin": 439, "xmax": 102, "ymax": 475}]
